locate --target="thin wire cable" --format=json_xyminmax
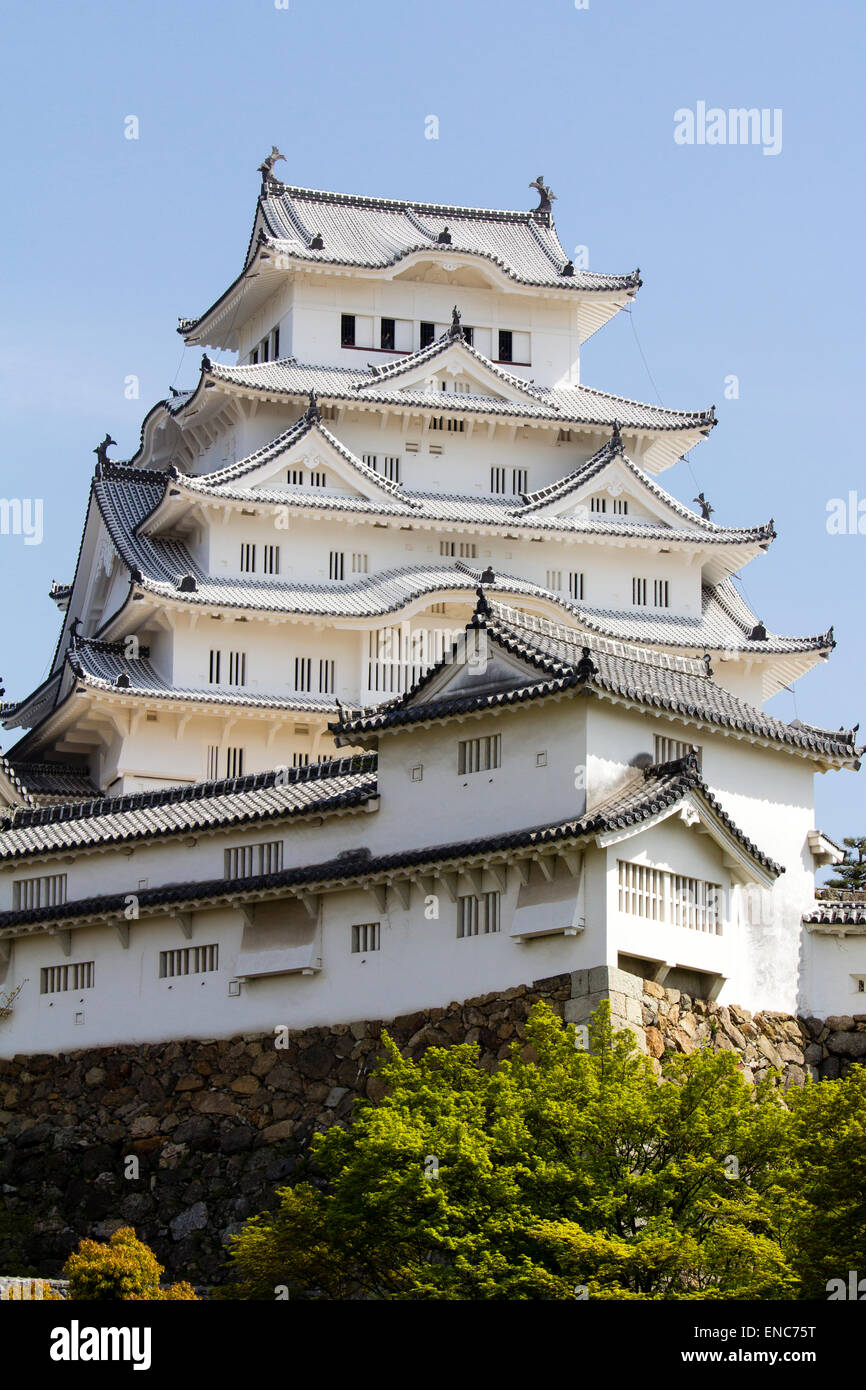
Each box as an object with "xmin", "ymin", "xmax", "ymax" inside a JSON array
[{"xmin": 625, "ymin": 307, "xmax": 701, "ymax": 494}]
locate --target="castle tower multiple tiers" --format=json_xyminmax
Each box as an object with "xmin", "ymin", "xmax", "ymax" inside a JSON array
[{"xmin": 0, "ymin": 178, "xmax": 835, "ymax": 799}]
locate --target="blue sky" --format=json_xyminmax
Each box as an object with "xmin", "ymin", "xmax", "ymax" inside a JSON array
[{"xmin": 0, "ymin": 0, "xmax": 863, "ymax": 841}]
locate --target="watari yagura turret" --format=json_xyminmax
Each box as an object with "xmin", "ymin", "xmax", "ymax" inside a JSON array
[{"xmin": 0, "ymin": 156, "xmax": 859, "ymax": 1054}]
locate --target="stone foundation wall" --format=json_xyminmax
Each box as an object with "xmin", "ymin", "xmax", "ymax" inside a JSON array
[{"xmin": 1, "ymin": 968, "xmax": 863, "ymax": 1286}]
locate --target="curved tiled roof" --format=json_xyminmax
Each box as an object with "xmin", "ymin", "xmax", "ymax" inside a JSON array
[
  {"xmin": 0, "ymin": 755, "xmax": 100, "ymax": 809},
  {"xmin": 804, "ymin": 900, "xmax": 866, "ymax": 927},
  {"xmin": 252, "ymin": 184, "xmax": 640, "ymax": 292},
  {"xmin": 0, "ymin": 754, "xmax": 377, "ymax": 862},
  {"xmin": 204, "ymin": 355, "xmax": 714, "ymax": 433},
  {"xmin": 332, "ymin": 604, "xmax": 860, "ymax": 763},
  {"xmin": 0, "ymin": 756, "xmax": 780, "ymax": 926}
]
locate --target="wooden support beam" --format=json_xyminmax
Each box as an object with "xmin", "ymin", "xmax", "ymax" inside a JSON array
[
  {"xmin": 115, "ymin": 923, "xmax": 130, "ymax": 949},
  {"xmin": 463, "ymin": 867, "xmax": 485, "ymax": 897},
  {"xmin": 391, "ymin": 879, "xmax": 411, "ymax": 910},
  {"xmin": 487, "ymin": 863, "xmax": 508, "ymax": 893},
  {"xmin": 170, "ymin": 913, "xmax": 193, "ymax": 939},
  {"xmin": 300, "ymin": 894, "xmax": 319, "ymax": 921},
  {"xmin": 514, "ymin": 860, "xmax": 532, "ymax": 887},
  {"xmin": 536, "ymin": 856, "xmax": 556, "ymax": 882},
  {"xmin": 437, "ymin": 871, "xmax": 459, "ymax": 903},
  {"xmin": 58, "ymin": 930, "xmax": 72, "ymax": 957},
  {"xmin": 559, "ymin": 849, "xmax": 583, "ymax": 879},
  {"xmin": 368, "ymin": 884, "xmax": 388, "ymax": 914}
]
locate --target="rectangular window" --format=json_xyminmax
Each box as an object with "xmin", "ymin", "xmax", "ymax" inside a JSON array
[
  {"xmin": 287, "ymin": 468, "xmax": 304, "ymax": 485},
  {"xmin": 491, "ymin": 467, "xmax": 506, "ymax": 495},
  {"xmin": 224, "ymin": 840, "xmax": 284, "ymax": 879},
  {"xmin": 319, "ymin": 659, "xmax": 335, "ymax": 694},
  {"xmin": 206, "ymin": 744, "xmax": 220, "ymax": 779},
  {"xmin": 271, "ymin": 326, "xmax": 280, "ymax": 359},
  {"xmin": 225, "ymin": 747, "xmax": 245, "ymax": 778},
  {"xmin": 351, "ymin": 922, "xmax": 381, "ymax": 953},
  {"xmin": 569, "ymin": 571, "xmax": 585, "ymax": 601},
  {"xmin": 463, "ymin": 326, "xmax": 474, "ymax": 347},
  {"xmin": 617, "ymin": 860, "xmax": 722, "ymax": 934},
  {"xmin": 380, "ymin": 317, "xmax": 396, "ymax": 351},
  {"xmin": 208, "ymin": 649, "xmax": 221, "ymax": 684},
  {"xmin": 228, "ymin": 651, "xmax": 247, "ymax": 686},
  {"xmin": 260, "ymin": 336, "xmax": 269, "ymax": 364},
  {"xmin": 612, "ymin": 498, "xmax": 628, "ymax": 514},
  {"xmin": 329, "ymin": 551, "xmax": 345, "ymax": 581},
  {"xmin": 251, "ymin": 348, "xmax": 259, "ymax": 365},
  {"xmin": 512, "ymin": 469, "xmax": 528, "ymax": 494},
  {"xmin": 14, "ymin": 873, "xmax": 68, "ymax": 911},
  {"xmin": 654, "ymin": 736, "xmax": 702, "ymax": 769},
  {"xmin": 440, "ymin": 540, "xmax": 456, "ymax": 557},
  {"xmin": 458, "ymin": 733, "xmax": 501, "ymax": 775},
  {"xmin": 294, "ymin": 657, "xmax": 312, "ymax": 692},
  {"xmin": 159, "ymin": 944, "xmax": 219, "ymax": 979},
  {"xmin": 292, "ymin": 752, "xmax": 310, "ymax": 768},
  {"xmin": 498, "ymin": 330, "xmax": 513, "ymax": 363},
  {"xmin": 341, "ymin": 314, "xmax": 356, "ymax": 347},
  {"xmin": 240, "ymin": 543, "xmax": 256, "ymax": 573},
  {"xmin": 310, "ymin": 471, "xmax": 327, "ymax": 488},
  {"xmin": 262, "ymin": 544, "xmax": 280, "ymax": 575},
  {"xmin": 362, "ymin": 453, "xmax": 376, "ymax": 470},
  {"xmin": 420, "ymin": 321, "xmax": 435, "ymax": 349},
  {"xmin": 41, "ymin": 960, "xmax": 94, "ymax": 994},
  {"xmin": 381, "ymin": 455, "xmax": 400, "ymax": 483},
  {"xmin": 653, "ymin": 579, "xmax": 670, "ymax": 608},
  {"xmin": 458, "ymin": 542, "xmax": 477, "ymax": 558},
  {"xmin": 457, "ymin": 892, "xmax": 500, "ymax": 938},
  {"xmin": 352, "ymin": 552, "xmax": 368, "ymax": 573},
  {"xmin": 546, "ymin": 569, "xmax": 562, "ymax": 591},
  {"xmin": 590, "ymin": 496, "xmax": 607, "ymax": 514},
  {"xmin": 632, "ymin": 578, "xmax": 648, "ymax": 606},
  {"xmin": 446, "ymin": 417, "xmax": 464, "ymax": 433}
]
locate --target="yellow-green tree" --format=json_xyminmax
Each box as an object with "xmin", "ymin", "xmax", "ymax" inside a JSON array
[{"xmin": 63, "ymin": 1226, "xmax": 197, "ymax": 1301}]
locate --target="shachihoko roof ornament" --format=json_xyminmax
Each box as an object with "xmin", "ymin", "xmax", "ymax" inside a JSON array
[
  {"xmin": 529, "ymin": 175, "xmax": 556, "ymax": 218},
  {"xmin": 694, "ymin": 492, "xmax": 714, "ymax": 521},
  {"xmin": 93, "ymin": 434, "xmax": 117, "ymax": 468},
  {"xmin": 257, "ymin": 145, "xmax": 286, "ymax": 190}
]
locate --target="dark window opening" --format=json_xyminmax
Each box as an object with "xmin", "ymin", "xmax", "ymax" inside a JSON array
[
  {"xmin": 498, "ymin": 330, "xmax": 513, "ymax": 363},
  {"xmin": 341, "ymin": 314, "xmax": 356, "ymax": 347},
  {"xmin": 380, "ymin": 317, "xmax": 395, "ymax": 351},
  {"xmin": 420, "ymin": 321, "xmax": 435, "ymax": 349},
  {"xmin": 272, "ymin": 326, "xmax": 280, "ymax": 359},
  {"xmin": 463, "ymin": 326, "xmax": 474, "ymax": 347}
]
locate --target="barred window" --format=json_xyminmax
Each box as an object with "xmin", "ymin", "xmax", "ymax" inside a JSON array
[
  {"xmin": 458, "ymin": 733, "xmax": 501, "ymax": 775},
  {"xmin": 319, "ymin": 659, "xmax": 335, "ymax": 694},
  {"xmin": 654, "ymin": 736, "xmax": 702, "ymax": 769},
  {"xmin": 351, "ymin": 922, "xmax": 380, "ymax": 953},
  {"xmin": 159, "ymin": 944, "xmax": 220, "ymax": 978},
  {"xmin": 632, "ymin": 577, "xmax": 648, "ymax": 606},
  {"xmin": 653, "ymin": 579, "xmax": 670, "ymax": 608},
  {"xmin": 329, "ymin": 551, "xmax": 345, "ymax": 581},
  {"xmin": 262, "ymin": 544, "xmax": 280, "ymax": 575},
  {"xmin": 591, "ymin": 496, "xmax": 607, "ymax": 514},
  {"xmin": 240, "ymin": 543, "xmax": 256, "ymax": 573},
  {"xmin": 612, "ymin": 498, "xmax": 629, "ymax": 514},
  {"xmin": 224, "ymin": 841, "xmax": 284, "ymax": 879},
  {"xmin": 228, "ymin": 651, "xmax": 247, "ymax": 686},
  {"xmin": 569, "ymin": 571, "xmax": 585, "ymax": 601},
  {"xmin": 225, "ymin": 747, "xmax": 244, "ymax": 778},
  {"xmin": 14, "ymin": 873, "xmax": 67, "ymax": 910},
  {"xmin": 352, "ymin": 552, "xmax": 368, "ymax": 573},
  {"xmin": 457, "ymin": 892, "xmax": 500, "ymax": 938},
  {"xmin": 618, "ymin": 860, "xmax": 722, "ymax": 934},
  {"xmin": 41, "ymin": 960, "xmax": 94, "ymax": 994},
  {"xmin": 310, "ymin": 471, "xmax": 327, "ymax": 488},
  {"xmin": 546, "ymin": 569, "xmax": 562, "ymax": 591},
  {"xmin": 294, "ymin": 657, "xmax": 312, "ymax": 692}
]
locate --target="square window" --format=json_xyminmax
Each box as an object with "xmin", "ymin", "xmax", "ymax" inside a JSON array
[
  {"xmin": 411, "ymin": 764, "xmax": 424, "ymax": 782},
  {"xmin": 536, "ymin": 752, "xmax": 548, "ymax": 767}
]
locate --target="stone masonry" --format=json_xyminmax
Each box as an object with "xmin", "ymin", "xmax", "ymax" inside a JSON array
[{"xmin": 1, "ymin": 968, "xmax": 863, "ymax": 1285}]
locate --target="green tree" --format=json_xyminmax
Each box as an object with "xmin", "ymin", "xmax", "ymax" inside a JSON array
[
  {"xmin": 222, "ymin": 1003, "xmax": 798, "ymax": 1300},
  {"xmin": 824, "ymin": 835, "xmax": 866, "ymax": 892},
  {"xmin": 63, "ymin": 1226, "xmax": 197, "ymax": 1301},
  {"xmin": 770, "ymin": 1064, "xmax": 866, "ymax": 1298}
]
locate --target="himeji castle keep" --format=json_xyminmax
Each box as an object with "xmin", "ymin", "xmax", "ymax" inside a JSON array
[{"xmin": 0, "ymin": 158, "xmax": 862, "ymax": 1055}]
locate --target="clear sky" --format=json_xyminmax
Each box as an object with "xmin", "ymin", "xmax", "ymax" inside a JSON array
[{"xmin": 0, "ymin": 0, "xmax": 863, "ymax": 842}]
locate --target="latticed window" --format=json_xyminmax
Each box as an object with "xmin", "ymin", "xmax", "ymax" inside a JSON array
[
  {"xmin": 618, "ymin": 860, "xmax": 722, "ymax": 934},
  {"xmin": 159, "ymin": 944, "xmax": 219, "ymax": 978},
  {"xmin": 224, "ymin": 841, "xmax": 283, "ymax": 879},
  {"xmin": 654, "ymin": 736, "xmax": 701, "ymax": 768},
  {"xmin": 41, "ymin": 961, "xmax": 94, "ymax": 994},
  {"xmin": 632, "ymin": 577, "xmax": 648, "ymax": 606},
  {"xmin": 351, "ymin": 922, "xmax": 380, "ymax": 953},
  {"xmin": 457, "ymin": 892, "xmax": 501, "ymax": 938},
  {"xmin": 14, "ymin": 873, "xmax": 67, "ymax": 910},
  {"xmin": 240, "ymin": 543, "xmax": 256, "ymax": 573},
  {"xmin": 569, "ymin": 571, "xmax": 585, "ymax": 601},
  {"xmin": 329, "ymin": 551, "xmax": 345, "ymax": 581},
  {"xmin": 653, "ymin": 580, "xmax": 670, "ymax": 608},
  {"xmin": 262, "ymin": 545, "xmax": 280, "ymax": 575},
  {"xmin": 458, "ymin": 734, "xmax": 501, "ymax": 775}
]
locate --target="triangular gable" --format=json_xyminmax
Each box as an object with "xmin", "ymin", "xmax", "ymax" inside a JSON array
[
  {"xmin": 593, "ymin": 782, "xmax": 777, "ymax": 887},
  {"xmin": 521, "ymin": 445, "xmax": 711, "ymax": 532},
  {"xmin": 402, "ymin": 625, "xmax": 550, "ymax": 709},
  {"xmin": 357, "ymin": 337, "xmax": 544, "ymax": 406},
  {"xmin": 203, "ymin": 416, "xmax": 415, "ymax": 509}
]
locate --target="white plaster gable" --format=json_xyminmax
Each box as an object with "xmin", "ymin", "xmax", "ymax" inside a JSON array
[
  {"xmin": 365, "ymin": 339, "xmax": 542, "ymax": 405},
  {"xmin": 529, "ymin": 454, "xmax": 698, "ymax": 529},
  {"xmin": 242, "ymin": 425, "xmax": 397, "ymax": 503},
  {"xmin": 404, "ymin": 632, "xmax": 542, "ymax": 707}
]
